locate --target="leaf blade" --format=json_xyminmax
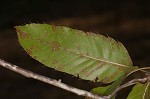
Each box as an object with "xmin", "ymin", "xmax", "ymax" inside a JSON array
[
  {"xmin": 127, "ymin": 83, "xmax": 150, "ymax": 99},
  {"xmin": 91, "ymin": 76, "xmax": 124, "ymax": 99},
  {"xmin": 16, "ymin": 23, "xmax": 134, "ymax": 83}
]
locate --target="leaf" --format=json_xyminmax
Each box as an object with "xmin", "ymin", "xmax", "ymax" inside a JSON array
[
  {"xmin": 127, "ymin": 82, "xmax": 150, "ymax": 99},
  {"xmin": 91, "ymin": 76, "xmax": 124, "ymax": 99},
  {"xmin": 15, "ymin": 23, "xmax": 134, "ymax": 83}
]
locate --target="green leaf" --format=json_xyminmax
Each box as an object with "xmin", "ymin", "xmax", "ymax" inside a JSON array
[
  {"xmin": 127, "ymin": 83, "xmax": 150, "ymax": 99},
  {"xmin": 91, "ymin": 76, "xmax": 124, "ymax": 99},
  {"xmin": 15, "ymin": 23, "xmax": 134, "ymax": 83}
]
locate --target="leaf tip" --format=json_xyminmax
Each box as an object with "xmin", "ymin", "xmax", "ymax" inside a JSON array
[{"xmin": 15, "ymin": 25, "xmax": 30, "ymax": 39}]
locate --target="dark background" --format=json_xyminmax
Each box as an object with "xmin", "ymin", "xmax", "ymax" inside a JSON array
[{"xmin": 0, "ymin": 0, "xmax": 150, "ymax": 99}]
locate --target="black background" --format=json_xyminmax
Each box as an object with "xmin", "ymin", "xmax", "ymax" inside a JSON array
[{"xmin": 0, "ymin": 0, "xmax": 150, "ymax": 99}]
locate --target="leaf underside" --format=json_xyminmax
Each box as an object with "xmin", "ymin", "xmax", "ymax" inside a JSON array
[
  {"xmin": 127, "ymin": 83, "xmax": 150, "ymax": 99},
  {"xmin": 16, "ymin": 23, "xmax": 134, "ymax": 83}
]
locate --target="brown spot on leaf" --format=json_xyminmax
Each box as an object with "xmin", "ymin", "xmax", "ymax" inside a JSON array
[
  {"xmin": 44, "ymin": 40, "xmax": 50, "ymax": 45},
  {"xmin": 25, "ymin": 45, "xmax": 38, "ymax": 55},
  {"xmin": 76, "ymin": 45, "xmax": 81, "ymax": 51},
  {"xmin": 16, "ymin": 29, "xmax": 30, "ymax": 39},
  {"xmin": 26, "ymin": 48, "xmax": 32, "ymax": 54},
  {"xmin": 103, "ymin": 67, "xmax": 122, "ymax": 83},
  {"xmin": 33, "ymin": 55, "xmax": 37, "ymax": 59},
  {"xmin": 85, "ymin": 52, "xmax": 89, "ymax": 56},
  {"xmin": 79, "ymin": 54, "xmax": 84, "ymax": 58},
  {"xmin": 44, "ymin": 33, "xmax": 49, "ymax": 37},
  {"xmin": 51, "ymin": 41, "xmax": 61, "ymax": 51},
  {"xmin": 56, "ymin": 64, "xmax": 66, "ymax": 70},
  {"xmin": 30, "ymin": 45, "xmax": 38, "ymax": 50},
  {"xmin": 86, "ymin": 32, "xmax": 92, "ymax": 37},
  {"xmin": 76, "ymin": 30, "xmax": 82, "ymax": 37},
  {"xmin": 51, "ymin": 25, "xmax": 57, "ymax": 32},
  {"xmin": 52, "ymin": 59, "xmax": 58, "ymax": 65},
  {"xmin": 84, "ymin": 71, "xmax": 91, "ymax": 77}
]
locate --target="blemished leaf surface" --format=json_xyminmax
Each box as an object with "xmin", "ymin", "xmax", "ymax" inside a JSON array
[
  {"xmin": 91, "ymin": 77, "xmax": 124, "ymax": 99},
  {"xmin": 127, "ymin": 82, "xmax": 150, "ymax": 99},
  {"xmin": 16, "ymin": 23, "xmax": 134, "ymax": 83}
]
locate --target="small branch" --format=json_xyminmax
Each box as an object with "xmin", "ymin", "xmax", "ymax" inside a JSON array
[
  {"xmin": 126, "ymin": 67, "xmax": 150, "ymax": 78},
  {"xmin": 0, "ymin": 59, "xmax": 107, "ymax": 99},
  {"xmin": 108, "ymin": 76, "xmax": 150, "ymax": 98}
]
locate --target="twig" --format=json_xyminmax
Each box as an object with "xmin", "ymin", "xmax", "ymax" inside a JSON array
[
  {"xmin": 108, "ymin": 76, "xmax": 150, "ymax": 98},
  {"xmin": 126, "ymin": 67, "xmax": 150, "ymax": 77},
  {"xmin": 0, "ymin": 59, "xmax": 108, "ymax": 99}
]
